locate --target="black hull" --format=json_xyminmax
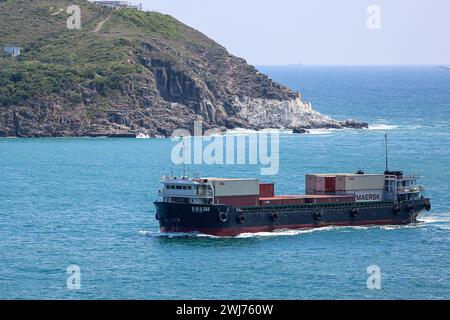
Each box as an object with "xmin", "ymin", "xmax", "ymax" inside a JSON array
[{"xmin": 154, "ymin": 198, "xmax": 431, "ymax": 237}]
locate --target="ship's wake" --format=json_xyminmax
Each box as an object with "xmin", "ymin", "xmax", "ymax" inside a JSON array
[
  {"xmin": 418, "ymin": 214, "xmax": 450, "ymax": 224},
  {"xmin": 234, "ymin": 224, "xmax": 428, "ymax": 238},
  {"xmin": 418, "ymin": 213, "xmax": 450, "ymax": 230},
  {"xmin": 138, "ymin": 213, "xmax": 449, "ymax": 239},
  {"xmin": 139, "ymin": 221, "xmax": 434, "ymax": 240}
]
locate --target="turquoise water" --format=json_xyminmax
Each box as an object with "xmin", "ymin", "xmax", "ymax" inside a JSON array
[{"xmin": 0, "ymin": 66, "xmax": 449, "ymax": 299}]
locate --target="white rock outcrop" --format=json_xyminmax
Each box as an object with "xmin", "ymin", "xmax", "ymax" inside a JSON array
[{"xmin": 233, "ymin": 97, "xmax": 342, "ymax": 129}]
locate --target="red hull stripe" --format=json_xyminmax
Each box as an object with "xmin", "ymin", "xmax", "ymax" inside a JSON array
[{"xmin": 161, "ymin": 219, "xmax": 410, "ymax": 237}]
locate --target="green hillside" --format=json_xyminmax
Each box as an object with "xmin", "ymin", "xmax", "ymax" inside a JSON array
[{"xmin": 0, "ymin": 0, "xmax": 356, "ymax": 137}]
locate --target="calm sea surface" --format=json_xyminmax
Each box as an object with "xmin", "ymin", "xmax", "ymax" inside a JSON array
[{"xmin": 1, "ymin": 66, "xmax": 449, "ymax": 299}]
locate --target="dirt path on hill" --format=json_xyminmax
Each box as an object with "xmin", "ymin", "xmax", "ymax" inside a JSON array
[{"xmin": 93, "ymin": 15, "xmax": 111, "ymax": 33}]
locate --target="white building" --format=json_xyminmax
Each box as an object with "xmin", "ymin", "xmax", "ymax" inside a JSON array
[
  {"xmin": 3, "ymin": 46, "xmax": 21, "ymax": 57},
  {"xmin": 93, "ymin": 1, "xmax": 141, "ymax": 10}
]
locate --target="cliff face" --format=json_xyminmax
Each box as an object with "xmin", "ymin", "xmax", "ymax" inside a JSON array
[{"xmin": 0, "ymin": 0, "xmax": 367, "ymax": 137}]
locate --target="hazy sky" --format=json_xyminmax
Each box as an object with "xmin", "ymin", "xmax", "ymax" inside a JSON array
[{"xmin": 133, "ymin": 0, "xmax": 450, "ymax": 65}]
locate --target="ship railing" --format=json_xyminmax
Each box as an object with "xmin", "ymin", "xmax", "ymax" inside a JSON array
[
  {"xmin": 398, "ymin": 175, "xmax": 421, "ymax": 180},
  {"xmin": 396, "ymin": 186, "xmax": 424, "ymax": 194}
]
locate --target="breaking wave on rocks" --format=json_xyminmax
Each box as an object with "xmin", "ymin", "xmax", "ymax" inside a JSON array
[{"xmin": 225, "ymin": 128, "xmax": 294, "ymax": 136}]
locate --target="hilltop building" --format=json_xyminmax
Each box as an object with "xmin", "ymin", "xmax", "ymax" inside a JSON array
[
  {"xmin": 3, "ymin": 46, "xmax": 21, "ymax": 57},
  {"xmin": 93, "ymin": 1, "xmax": 142, "ymax": 10}
]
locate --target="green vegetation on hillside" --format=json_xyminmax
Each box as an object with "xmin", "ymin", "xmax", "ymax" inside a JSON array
[
  {"xmin": 0, "ymin": 1, "xmax": 155, "ymax": 107},
  {"xmin": 0, "ymin": 58, "xmax": 144, "ymax": 106},
  {"xmin": 0, "ymin": 0, "xmax": 226, "ymax": 109},
  {"xmin": 113, "ymin": 9, "xmax": 182, "ymax": 38}
]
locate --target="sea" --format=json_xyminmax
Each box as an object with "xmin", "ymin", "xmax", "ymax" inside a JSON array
[{"xmin": 0, "ymin": 66, "xmax": 449, "ymax": 299}]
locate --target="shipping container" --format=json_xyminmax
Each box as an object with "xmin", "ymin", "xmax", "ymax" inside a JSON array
[
  {"xmin": 307, "ymin": 173, "xmax": 385, "ymax": 194},
  {"xmin": 335, "ymin": 174, "xmax": 385, "ymax": 191},
  {"xmin": 306, "ymin": 175, "xmax": 336, "ymax": 194},
  {"xmin": 316, "ymin": 176, "xmax": 325, "ymax": 192},
  {"xmin": 335, "ymin": 175, "xmax": 346, "ymax": 191},
  {"xmin": 306, "ymin": 175, "xmax": 316, "ymax": 194},
  {"xmin": 259, "ymin": 183, "xmax": 275, "ymax": 198},
  {"xmin": 325, "ymin": 177, "xmax": 336, "ymax": 193},
  {"xmin": 209, "ymin": 178, "xmax": 260, "ymax": 197},
  {"xmin": 215, "ymin": 195, "xmax": 259, "ymax": 207}
]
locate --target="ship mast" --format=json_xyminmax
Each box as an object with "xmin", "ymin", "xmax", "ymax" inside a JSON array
[{"xmin": 385, "ymin": 134, "xmax": 389, "ymax": 173}]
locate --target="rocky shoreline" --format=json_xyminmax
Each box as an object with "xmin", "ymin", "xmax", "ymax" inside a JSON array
[{"xmin": 0, "ymin": 98, "xmax": 368, "ymax": 138}]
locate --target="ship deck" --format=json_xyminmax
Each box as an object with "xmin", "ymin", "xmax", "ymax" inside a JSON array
[{"xmin": 239, "ymin": 200, "xmax": 399, "ymax": 211}]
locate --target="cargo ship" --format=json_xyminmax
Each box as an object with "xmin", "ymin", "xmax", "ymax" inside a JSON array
[{"xmin": 154, "ymin": 171, "xmax": 431, "ymax": 236}]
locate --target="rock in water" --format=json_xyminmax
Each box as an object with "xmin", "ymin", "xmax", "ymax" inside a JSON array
[
  {"xmin": 339, "ymin": 120, "xmax": 369, "ymax": 129},
  {"xmin": 0, "ymin": 0, "xmax": 367, "ymax": 137},
  {"xmin": 293, "ymin": 128, "xmax": 308, "ymax": 134}
]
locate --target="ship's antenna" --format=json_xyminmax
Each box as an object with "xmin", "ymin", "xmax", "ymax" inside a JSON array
[
  {"xmin": 182, "ymin": 138, "xmax": 186, "ymax": 177},
  {"xmin": 385, "ymin": 133, "xmax": 389, "ymax": 173}
]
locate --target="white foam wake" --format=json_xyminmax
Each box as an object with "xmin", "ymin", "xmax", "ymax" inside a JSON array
[
  {"xmin": 368, "ymin": 124, "xmax": 399, "ymax": 130},
  {"xmin": 139, "ymin": 230, "xmax": 234, "ymax": 239},
  {"xmin": 418, "ymin": 214, "xmax": 450, "ymax": 224},
  {"xmin": 139, "ymin": 222, "xmax": 431, "ymax": 240}
]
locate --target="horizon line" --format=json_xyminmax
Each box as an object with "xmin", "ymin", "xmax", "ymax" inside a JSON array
[{"xmin": 255, "ymin": 63, "xmax": 449, "ymax": 67}]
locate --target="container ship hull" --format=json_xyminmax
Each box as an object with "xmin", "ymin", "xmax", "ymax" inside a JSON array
[{"xmin": 155, "ymin": 198, "xmax": 431, "ymax": 237}]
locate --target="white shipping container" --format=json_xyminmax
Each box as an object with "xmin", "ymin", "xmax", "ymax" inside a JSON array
[
  {"xmin": 336, "ymin": 174, "xmax": 385, "ymax": 191},
  {"xmin": 336, "ymin": 175, "xmax": 346, "ymax": 191},
  {"xmin": 210, "ymin": 179, "xmax": 260, "ymax": 197}
]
